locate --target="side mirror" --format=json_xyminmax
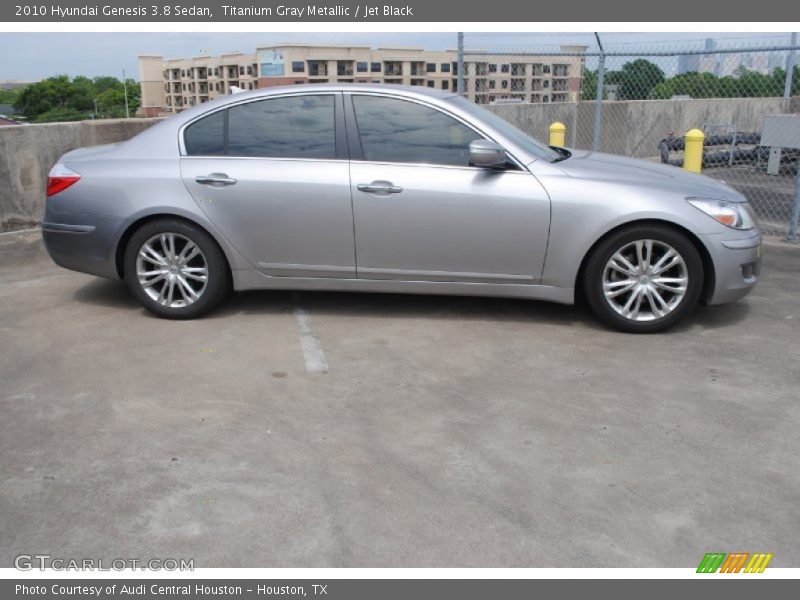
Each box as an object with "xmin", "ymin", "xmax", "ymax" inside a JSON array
[{"xmin": 469, "ymin": 139, "xmax": 509, "ymax": 169}]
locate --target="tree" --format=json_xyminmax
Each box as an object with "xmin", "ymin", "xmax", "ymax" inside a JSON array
[
  {"xmin": 605, "ymin": 59, "xmax": 666, "ymax": 100},
  {"xmin": 13, "ymin": 74, "xmax": 141, "ymax": 121}
]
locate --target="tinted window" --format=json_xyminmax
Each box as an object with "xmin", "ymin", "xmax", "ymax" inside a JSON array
[
  {"xmin": 227, "ymin": 95, "xmax": 336, "ymax": 159},
  {"xmin": 370, "ymin": 62, "xmax": 381, "ymax": 72},
  {"xmin": 292, "ymin": 61, "xmax": 304, "ymax": 72},
  {"xmin": 352, "ymin": 96, "xmax": 482, "ymax": 166},
  {"xmin": 184, "ymin": 110, "xmax": 225, "ymax": 155},
  {"xmin": 426, "ymin": 63, "xmax": 436, "ymax": 72},
  {"xmin": 357, "ymin": 62, "xmax": 368, "ymax": 72},
  {"xmin": 441, "ymin": 63, "xmax": 451, "ymax": 72}
]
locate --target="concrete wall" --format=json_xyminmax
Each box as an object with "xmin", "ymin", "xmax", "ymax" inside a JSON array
[
  {"xmin": 488, "ymin": 96, "xmax": 798, "ymax": 157},
  {"xmin": 1, "ymin": 96, "xmax": 798, "ymax": 228},
  {"xmin": 0, "ymin": 118, "xmax": 160, "ymax": 228}
]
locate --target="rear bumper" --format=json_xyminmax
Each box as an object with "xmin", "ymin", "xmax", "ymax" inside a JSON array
[
  {"xmin": 42, "ymin": 213, "xmax": 123, "ymax": 280},
  {"xmin": 701, "ymin": 230, "xmax": 762, "ymax": 305}
]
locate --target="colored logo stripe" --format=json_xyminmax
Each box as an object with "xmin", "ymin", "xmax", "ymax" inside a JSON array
[
  {"xmin": 744, "ymin": 553, "xmax": 773, "ymax": 573},
  {"xmin": 697, "ymin": 552, "xmax": 772, "ymax": 573},
  {"xmin": 697, "ymin": 553, "xmax": 726, "ymax": 573}
]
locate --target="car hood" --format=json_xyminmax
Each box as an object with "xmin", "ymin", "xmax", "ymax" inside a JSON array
[{"xmin": 549, "ymin": 149, "xmax": 746, "ymax": 202}]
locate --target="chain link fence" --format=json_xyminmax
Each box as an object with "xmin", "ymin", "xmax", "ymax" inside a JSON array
[{"xmin": 462, "ymin": 33, "xmax": 800, "ymax": 237}]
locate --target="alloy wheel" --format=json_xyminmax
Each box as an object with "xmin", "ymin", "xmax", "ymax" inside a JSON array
[
  {"xmin": 135, "ymin": 232, "xmax": 209, "ymax": 308},
  {"xmin": 602, "ymin": 239, "xmax": 689, "ymax": 322}
]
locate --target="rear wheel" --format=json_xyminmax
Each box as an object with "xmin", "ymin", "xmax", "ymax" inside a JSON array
[
  {"xmin": 583, "ymin": 225, "xmax": 703, "ymax": 333},
  {"xmin": 123, "ymin": 219, "xmax": 230, "ymax": 319}
]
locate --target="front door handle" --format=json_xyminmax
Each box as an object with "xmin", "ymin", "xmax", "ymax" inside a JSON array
[
  {"xmin": 357, "ymin": 181, "xmax": 403, "ymax": 195},
  {"xmin": 195, "ymin": 173, "xmax": 237, "ymax": 186}
]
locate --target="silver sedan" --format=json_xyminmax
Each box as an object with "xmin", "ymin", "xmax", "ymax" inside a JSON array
[{"xmin": 42, "ymin": 85, "xmax": 761, "ymax": 332}]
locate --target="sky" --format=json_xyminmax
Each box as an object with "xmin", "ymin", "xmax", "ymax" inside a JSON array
[{"xmin": 0, "ymin": 31, "xmax": 793, "ymax": 82}]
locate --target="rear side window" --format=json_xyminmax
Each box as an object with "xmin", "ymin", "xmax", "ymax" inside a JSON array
[
  {"xmin": 184, "ymin": 110, "xmax": 225, "ymax": 155},
  {"xmin": 352, "ymin": 95, "xmax": 481, "ymax": 166},
  {"xmin": 183, "ymin": 95, "xmax": 336, "ymax": 159},
  {"xmin": 228, "ymin": 95, "xmax": 335, "ymax": 158}
]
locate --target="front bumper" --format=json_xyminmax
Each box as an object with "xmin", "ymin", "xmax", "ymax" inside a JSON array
[
  {"xmin": 701, "ymin": 230, "xmax": 762, "ymax": 305},
  {"xmin": 42, "ymin": 212, "xmax": 124, "ymax": 280}
]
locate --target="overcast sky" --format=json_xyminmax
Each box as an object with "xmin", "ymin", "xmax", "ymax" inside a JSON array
[{"xmin": 0, "ymin": 32, "xmax": 792, "ymax": 81}]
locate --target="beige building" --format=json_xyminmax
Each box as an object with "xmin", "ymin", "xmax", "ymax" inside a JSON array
[{"xmin": 138, "ymin": 44, "xmax": 586, "ymax": 115}]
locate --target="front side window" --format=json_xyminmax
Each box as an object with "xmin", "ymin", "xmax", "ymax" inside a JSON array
[
  {"xmin": 184, "ymin": 95, "xmax": 336, "ymax": 159},
  {"xmin": 352, "ymin": 95, "xmax": 482, "ymax": 167}
]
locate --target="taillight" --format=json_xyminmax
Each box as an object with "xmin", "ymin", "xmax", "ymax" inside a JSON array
[{"xmin": 47, "ymin": 163, "xmax": 81, "ymax": 197}]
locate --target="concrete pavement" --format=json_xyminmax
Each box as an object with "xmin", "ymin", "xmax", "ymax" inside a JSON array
[{"xmin": 1, "ymin": 230, "xmax": 798, "ymax": 567}]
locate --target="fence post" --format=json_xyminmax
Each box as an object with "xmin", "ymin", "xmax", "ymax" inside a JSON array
[
  {"xmin": 592, "ymin": 33, "xmax": 606, "ymax": 152},
  {"xmin": 785, "ymin": 32, "xmax": 797, "ymax": 99},
  {"xmin": 788, "ymin": 168, "xmax": 800, "ymax": 241},
  {"xmin": 457, "ymin": 32, "xmax": 465, "ymax": 97}
]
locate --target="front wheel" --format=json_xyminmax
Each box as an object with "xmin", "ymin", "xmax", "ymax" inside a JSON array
[
  {"xmin": 123, "ymin": 219, "xmax": 230, "ymax": 319},
  {"xmin": 583, "ymin": 225, "xmax": 704, "ymax": 333}
]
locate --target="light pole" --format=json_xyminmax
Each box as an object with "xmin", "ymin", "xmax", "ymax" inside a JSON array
[{"xmin": 122, "ymin": 68, "xmax": 130, "ymax": 118}]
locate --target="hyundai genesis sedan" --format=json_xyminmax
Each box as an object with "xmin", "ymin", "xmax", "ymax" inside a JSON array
[{"xmin": 42, "ymin": 85, "xmax": 761, "ymax": 332}]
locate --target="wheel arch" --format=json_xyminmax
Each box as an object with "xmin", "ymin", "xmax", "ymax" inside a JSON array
[
  {"xmin": 114, "ymin": 212, "xmax": 234, "ymax": 279},
  {"xmin": 574, "ymin": 218, "xmax": 716, "ymax": 305}
]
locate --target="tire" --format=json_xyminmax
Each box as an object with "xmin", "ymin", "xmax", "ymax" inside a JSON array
[
  {"xmin": 583, "ymin": 224, "xmax": 703, "ymax": 333},
  {"xmin": 123, "ymin": 218, "xmax": 230, "ymax": 319}
]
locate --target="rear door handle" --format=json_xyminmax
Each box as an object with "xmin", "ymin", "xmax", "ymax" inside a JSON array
[
  {"xmin": 195, "ymin": 173, "xmax": 237, "ymax": 186},
  {"xmin": 357, "ymin": 181, "xmax": 403, "ymax": 195}
]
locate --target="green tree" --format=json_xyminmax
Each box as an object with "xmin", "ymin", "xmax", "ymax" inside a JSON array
[
  {"xmin": 605, "ymin": 59, "xmax": 666, "ymax": 100},
  {"xmin": 13, "ymin": 74, "xmax": 141, "ymax": 121}
]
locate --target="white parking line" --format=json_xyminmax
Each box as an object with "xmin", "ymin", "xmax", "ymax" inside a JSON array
[
  {"xmin": 0, "ymin": 227, "xmax": 40, "ymax": 237},
  {"xmin": 293, "ymin": 306, "xmax": 329, "ymax": 374}
]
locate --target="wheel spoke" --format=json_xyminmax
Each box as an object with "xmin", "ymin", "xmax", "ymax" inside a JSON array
[
  {"xmin": 178, "ymin": 241, "xmax": 200, "ymax": 263},
  {"xmin": 652, "ymin": 276, "xmax": 687, "ymax": 293},
  {"xmin": 140, "ymin": 243, "xmax": 167, "ymax": 266},
  {"xmin": 609, "ymin": 252, "xmax": 638, "ymax": 277},
  {"xmin": 176, "ymin": 275, "xmax": 199, "ymax": 302},
  {"xmin": 603, "ymin": 278, "xmax": 637, "ymax": 299},
  {"xmin": 636, "ymin": 240, "xmax": 653, "ymax": 271},
  {"xmin": 645, "ymin": 286, "xmax": 669, "ymax": 318},
  {"xmin": 139, "ymin": 270, "xmax": 168, "ymax": 288}
]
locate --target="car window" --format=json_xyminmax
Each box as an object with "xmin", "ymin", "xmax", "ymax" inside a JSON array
[
  {"xmin": 184, "ymin": 109, "xmax": 225, "ymax": 156},
  {"xmin": 352, "ymin": 95, "xmax": 482, "ymax": 166},
  {"xmin": 184, "ymin": 95, "xmax": 336, "ymax": 159},
  {"xmin": 227, "ymin": 95, "xmax": 336, "ymax": 159},
  {"xmin": 448, "ymin": 96, "xmax": 561, "ymax": 162}
]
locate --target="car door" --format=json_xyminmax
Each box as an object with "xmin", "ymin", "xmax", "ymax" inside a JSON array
[
  {"xmin": 180, "ymin": 92, "xmax": 356, "ymax": 278},
  {"xmin": 346, "ymin": 93, "xmax": 551, "ymax": 284}
]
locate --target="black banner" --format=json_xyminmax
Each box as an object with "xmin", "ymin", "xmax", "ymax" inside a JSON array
[
  {"xmin": 4, "ymin": 579, "xmax": 800, "ymax": 599},
  {"xmin": 2, "ymin": 0, "xmax": 799, "ymax": 22}
]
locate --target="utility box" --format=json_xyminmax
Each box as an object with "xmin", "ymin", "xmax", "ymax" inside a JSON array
[{"xmin": 761, "ymin": 114, "xmax": 800, "ymax": 175}]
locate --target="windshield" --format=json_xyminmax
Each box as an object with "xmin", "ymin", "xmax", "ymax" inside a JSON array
[{"xmin": 448, "ymin": 96, "xmax": 562, "ymax": 163}]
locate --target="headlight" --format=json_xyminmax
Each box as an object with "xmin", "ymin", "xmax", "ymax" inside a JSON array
[{"xmin": 687, "ymin": 197, "xmax": 756, "ymax": 230}]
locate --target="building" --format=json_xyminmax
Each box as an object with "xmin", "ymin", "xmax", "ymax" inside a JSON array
[{"xmin": 138, "ymin": 43, "xmax": 586, "ymax": 115}]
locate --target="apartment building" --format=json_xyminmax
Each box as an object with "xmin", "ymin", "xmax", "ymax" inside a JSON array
[{"xmin": 138, "ymin": 44, "xmax": 586, "ymax": 115}]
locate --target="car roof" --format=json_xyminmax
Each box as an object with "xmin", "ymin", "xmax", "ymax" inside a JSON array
[{"xmin": 172, "ymin": 83, "xmax": 458, "ymax": 123}]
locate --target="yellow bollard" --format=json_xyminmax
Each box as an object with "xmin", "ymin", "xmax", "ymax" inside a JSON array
[
  {"xmin": 683, "ymin": 128, "xmax": 705, "ymax": 173},
  {"xmin": 549, "ymin": 121, "xmax": 566, "ymax": 147}
]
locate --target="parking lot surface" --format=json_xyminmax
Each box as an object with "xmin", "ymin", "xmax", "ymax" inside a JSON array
[{"xmin": 1, "ymin": 229, "xmax": 798, "ymax": 568}]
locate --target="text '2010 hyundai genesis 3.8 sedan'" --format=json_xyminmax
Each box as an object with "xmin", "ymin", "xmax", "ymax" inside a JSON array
[{"xmin": 42, "ymin": 85, "xmax": 761, "ymax": 332}]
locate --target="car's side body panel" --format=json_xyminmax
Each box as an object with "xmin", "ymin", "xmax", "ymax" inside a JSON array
[{"xmin": 41, "ymin": 84, "xmax": 760, "ymax": 313}]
